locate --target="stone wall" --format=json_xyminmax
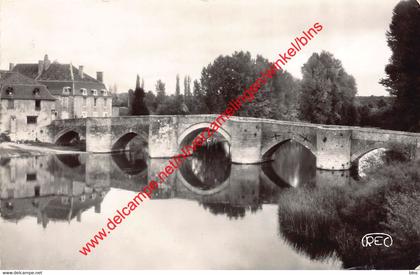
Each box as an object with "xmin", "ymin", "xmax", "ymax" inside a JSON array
[{"xmin": 0, "ymin": 99, "xmax": 55, "ymax": 141}]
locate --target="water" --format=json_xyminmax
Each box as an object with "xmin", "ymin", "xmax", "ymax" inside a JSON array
[{"xmin": 0, "ymin": 141, "xmax": 417, "ymax": 269}]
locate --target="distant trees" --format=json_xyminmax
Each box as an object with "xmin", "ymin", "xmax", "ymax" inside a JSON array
[
  {"xmin": 175, "ymin": 74, "xmax": 181, "ymax": 97},
  {"xmin": 130, "ymin": 75, "xmax": 149, "ymax": 115},
  {"xmin": 199, "ymin": 51, "xmax": 299, "ymax": 119},
  {"xmin": 380, "ymin": 0, "xmax": 420, "ymax": 132},
  {"xmin": 299, "ymin": 51, "xmax": 357, "ymax": 125}
]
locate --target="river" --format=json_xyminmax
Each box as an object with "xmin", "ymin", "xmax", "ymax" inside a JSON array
[{"xmin": 0, "ymin": 141, "xmax": 417, "ymax": 269}]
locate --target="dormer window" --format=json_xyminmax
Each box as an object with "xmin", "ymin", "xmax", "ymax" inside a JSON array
[
  {"xmin": 6, "ymin": 87, "xmax": 14, "ymax": 95},
  {"xmin": 33, "ymin": 88, "xmax": 40, "ymax": 96},
  {"xmin": 63, "ymin": 87, "xmax": 71, "ymax": 94},
  {"xmin": 81, "ymin": 88, "xmax": 87, "ymax": 96},
  {"xmin": 91, "ymin": 89, "xmax": 98, "ymax": 96},
  {"xmin": 101, "ymin": 89, "xmax": 107, "ymax": 96}
]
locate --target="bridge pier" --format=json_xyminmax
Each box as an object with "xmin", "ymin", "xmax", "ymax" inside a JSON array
[
  {"xmin": 316, "ymin": 127, "xmax": 352, "ymax": 170},
  {"xmin": 230, "ymin": 121, "xmax": 263, "ymax": 164},
  {"xmin": 148, "ymin": 116, "xmax": 179, "ymax": 158},
  {"xmin": 86, "ymin": 118, "xmax": 113, "ymax": 153}
]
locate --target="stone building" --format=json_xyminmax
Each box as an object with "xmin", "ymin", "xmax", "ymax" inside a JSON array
[
  {"xmin": 0, "ymin": 71, "xmax": 56, "ymax": 141},
  {"xmin": 12, "ymin": 55, "xmax": 112, "ymax": 119}
]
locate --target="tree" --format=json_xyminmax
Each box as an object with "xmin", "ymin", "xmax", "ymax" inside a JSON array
[
  {"xmin": 190, "ymin": 79, "xmax": 208, "ymax": 114},
  {"xmin": 175, "ymin": 74, "xmax": 181, "ymax": 97},
  {"xmin": 199, "ymin": 51, "xmax": 299, "ymax": 119},
  {"xmin": 184, "ymin": 75, "xmax": 191, "ymax": 96},
  {"xmin": 144, "ymin": 90, "xmax": 157, "ymax": 114},
  {"xmin": 298, "ymin": 51, "xmax": 357, "ymax": 125},
  {"xmin": 380, "ymin": 0, "xmax": 420, "ymax": 131},
  {"xmin": 155, "ymin": 79, "xmax": 166, "ymax": 103},
  {"xmin": 130, "ymin": 75, "xmax": 149, "ymax": 115}
]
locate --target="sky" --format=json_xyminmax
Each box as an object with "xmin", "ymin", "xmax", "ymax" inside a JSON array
[{"xmin": 0, "ymin": 0, "xmax": 403, "ymax": 96}]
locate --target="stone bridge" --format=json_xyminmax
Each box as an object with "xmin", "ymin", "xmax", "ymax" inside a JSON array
[{"xmin": 41, "ymin": 115, "xmax": 420, "ymax": 170}]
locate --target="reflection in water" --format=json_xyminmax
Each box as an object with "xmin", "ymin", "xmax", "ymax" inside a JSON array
[
  {"xmin": 263, "ymin": 140, "xmax": 316, "ymax": 188},
  {"xmin": 112, "ymin": 151, "xmax": 147, "ymax": 175},
  {"xmin": 0, "ymin": 140, "xmax": 417, "ymax": 269},
  {"xmin": 180, "ymin": 141, "xmax": 231, "ymax": 191}
]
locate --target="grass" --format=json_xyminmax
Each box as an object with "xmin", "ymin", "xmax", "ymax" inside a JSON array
[{"xmin": 277, "ymin": 150, "xmax": 420, "ymax": 269}]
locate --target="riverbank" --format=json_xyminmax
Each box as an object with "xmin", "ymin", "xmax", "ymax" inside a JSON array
[{"xmin": 0, "ymin": 142, "xmax": 84, "ymax": 159}]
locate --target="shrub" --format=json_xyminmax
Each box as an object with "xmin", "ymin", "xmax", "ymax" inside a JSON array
[{"xmin": 0, "ymin": 133, "xmax": 11, "ymax": 143}]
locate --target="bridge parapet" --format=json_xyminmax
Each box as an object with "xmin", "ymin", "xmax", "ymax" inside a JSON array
[{"xmin": 44, "ymin": 115, "xmax": 420, "ymax": 171}]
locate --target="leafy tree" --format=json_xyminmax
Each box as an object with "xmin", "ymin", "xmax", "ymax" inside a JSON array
[
  {"xmin": 144, "ymin": 90, "xmax": 157, "ymax": 114},
  {"xmin": 190, "ymin": 79, "xmax": 208, "ymax": 114},
  {"xmin": 199, "ymin": 51, "xmax": 299, "ymax": 119},
  {"xmin": 299, "ymin": 51, "xmax": 357, "ymax": 125},
  {"xmin": 175, "ymin": 74, "xmax": 181, "ymax": 97},
  {"xmin": 380, "ymin": 0, "xmax": 420, "ymax": 131},
  {"xmin": 184, "ymin": 75, "xmax": 192, "ymax": 96},
  {"xmin": 130, "ymin": 75, "xmax": 149, "ymax": 115},
  {"xmin": 155, "ymin": 79, "xmax": 166, "ymax": 103}
]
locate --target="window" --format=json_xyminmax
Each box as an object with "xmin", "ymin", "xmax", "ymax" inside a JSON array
[
  {"xmin": 33, "ymin": 88, "xmax": 40, "ymax": 96},
  {"xmin": 26, "ymin": 173, "xmax": 37, "ymax": 181},
  {"xmin": 35, "ymin": 100, "xmax": 41, "ymax": 111},
  {"xmin": 101, "ymin": 89, "xmax": 107, "ymax": 96},
  {"xmin": 104, "ymin": 98, "xmax": 107, "ymax": 106},
  {"xmin": 27, "ymin": 116, "xmax": 37, "ymax": 124},
  {"xmin": 81, "ymin": 112, "xmax": 87, "ymax": 118},
  {"xmin": 92, "ymin": 89, "xmax": 98, "ymax": 96},
  {"xmin": 83, "ymin": 97, "xmax": 87, "ymax": 108},
  {"xmin": 6, "ymin": 87, "xmax": 14, "ymax": 95},
  {"xmin": 81, "ymin": 88, "xmax": 87, "ymax": 96},
  {"xmin": 103, "ymin": 112, "xmax": 108, "ymax": 117},
  {"xmin": 7, "ymin": 99, "xmax": 14, "ymax": 109},
  {"xmin": 94, "ymin": 98, "xmax": 97, "ymax": 107},
  {"xmin": 63, "ymin": 87, "xmax": 71, "ymax": 94}
]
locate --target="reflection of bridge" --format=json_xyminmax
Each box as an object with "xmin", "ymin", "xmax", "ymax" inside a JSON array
[
  {"xmin": 41, "ymin": 115, "xmax": 420, "ymax": 170},
  {"xmin": 0, "ymin": 153, "xmax": 356, "ymax": 226}
]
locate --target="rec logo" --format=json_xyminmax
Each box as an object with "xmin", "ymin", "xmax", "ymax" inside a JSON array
[{"xmin": 361, "ymin": 233, "xmax": 393, "ymax": 247}]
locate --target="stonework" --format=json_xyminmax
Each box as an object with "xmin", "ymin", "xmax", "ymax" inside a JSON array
[
  {"xmin": 12, "ymin": 54, "xmax": 113, "ymax": 120},
  {"xmin": 0, "ymin": 71, "xmax": 56, "ymax": 141},
  {"xmin": 43, "ymin": 115, "xmax": 420, "ymax": 171}
]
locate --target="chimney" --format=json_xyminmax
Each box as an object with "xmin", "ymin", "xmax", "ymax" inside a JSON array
[
  {"xmin": 9, "ymin": 63, "xmax": 14, "ymax": 71},
  {"xmin": 96, "ymin": 71, "xmax": 103, "ymax": 82},
  {"xmin": 79, "ymin": 65, "xmax": 84, "ymax": 79},
  {"xmin": 38, "ymin": 60, "xmax": 44, "ymax": 76},
  {"xmin": 44, "ymin": 54, "xmax": 51, "ymax": 70}
]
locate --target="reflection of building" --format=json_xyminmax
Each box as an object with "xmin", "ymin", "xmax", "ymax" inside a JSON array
[
  {"xmin": 0, "ymin": 71, "xmax": 56, "ymax": 141},
  {"xmin": 0, "ymin": 155, "xmax": 109, "ymax": 228},
  {"xmin": 12, "ymin": 54, "xmax": 112, "ymax": 119}
]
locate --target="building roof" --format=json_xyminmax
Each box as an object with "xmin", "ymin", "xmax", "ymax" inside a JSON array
[
  {"xmin": 12, "ymin": 57, "xmax": 108, "ymax": 97},
  {"xmin": 0, "ymin": 72, "xmax": 56, "ymax": 101}
]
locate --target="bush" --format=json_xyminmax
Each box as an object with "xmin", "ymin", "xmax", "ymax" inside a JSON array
[
  {"xmin": 277, "ymin": 159, "xmax": 420, "ymax": 269},
  {"xmin": 0, "ymin": 133, "xmax": 11, "ymax": 143}
]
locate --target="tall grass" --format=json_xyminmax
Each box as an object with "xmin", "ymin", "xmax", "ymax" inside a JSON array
[{"xmin": 277, "ymin": 151, "xmax": 420, "ymax": 269}]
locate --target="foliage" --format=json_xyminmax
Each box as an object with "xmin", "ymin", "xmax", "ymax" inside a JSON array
[
  {"xmin": 130, "ymin": 86, "xmax": 149, "ymax": 115},
  {"xmin": 200, "ymin": 51, "xmax": 300, "ymax": 119},
  {"xmin": 0, "ymin": 133, "xmax": 11, "ymax": 143},
  {"xmin": 277, "ymin": 158, "xmax": 420, "ymax": 269},
  {"xmin": 299, "ymin": 51, "xmax": 358, "ymax": 125},
  {"xmin": 380, "ymin": 0, "xmax": 420, "ymax": 131}
]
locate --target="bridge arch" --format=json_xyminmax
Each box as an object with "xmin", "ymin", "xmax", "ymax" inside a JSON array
[
  {"xmin": 54, "ymin": 128, "xmax": 84, "ymax": 146},
  {"xmin": 110, "ymin": 152, "xmax": 148, "ymax": 176},
  {"xmin": 111, "ymin": 131, "xmax": 148, "ymax": 152},
  {"xmin": 261, "ymin": 135, "xmax": 316, "ymax": 162},
  {"xmin": 176, "ymin": 169, "xmax": 230, "ymax": 196},
  {"xmin": 178, "ymin": 122, "xmax": 231, "ymax": 148},
  {"xmin": 351, "ymin": 147, "xmax": 389, "ymax": 163}
]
